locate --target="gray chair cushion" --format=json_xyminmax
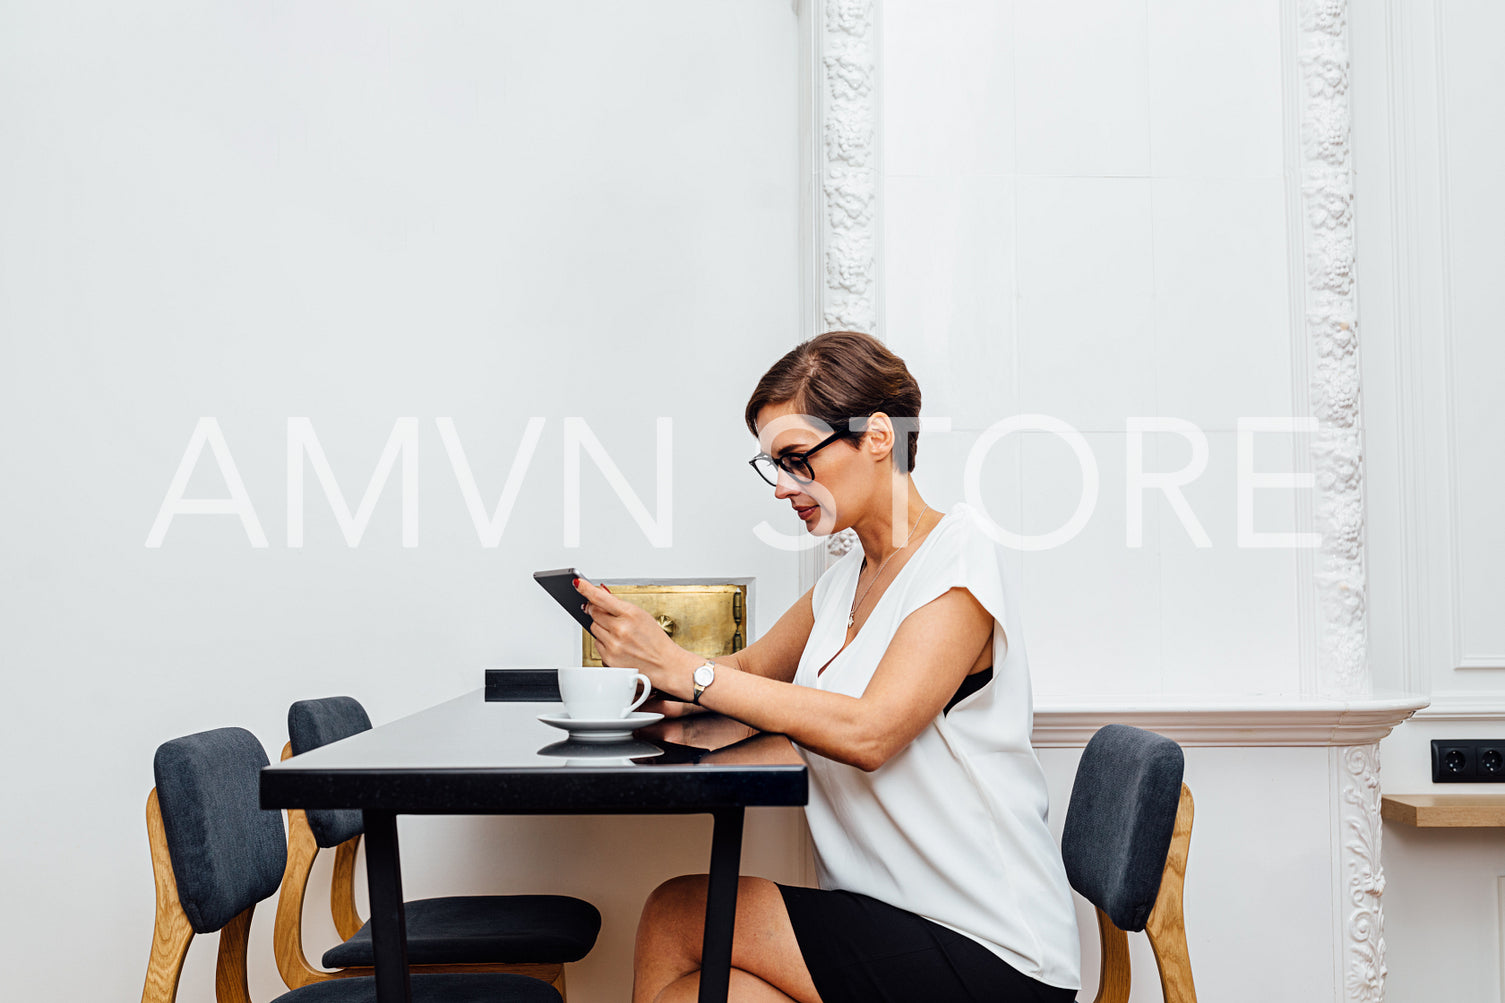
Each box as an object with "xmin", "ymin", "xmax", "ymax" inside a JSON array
[
  {"xmin": 288, "ymin": 696, "xmax": 373, "ymax": 847},
  {"xmin": 323, "ymin": 894, "xmax": 603, "ymax": 968},
  {"xmin": 1061, "ymin": 723, "xmax": 1184, "ymax": 933},
  {"xmin": 270, "ymin": 972, "xmax": 561, "ymax": 1003},
  {"xmin": 153, "ymin": 727, "xmax": 287, "ymax": 934}
]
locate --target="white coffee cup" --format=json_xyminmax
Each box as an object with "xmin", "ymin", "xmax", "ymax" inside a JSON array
[{"xmin": 557, "ymin": 666, "xmax": 652, "ymax": 720}]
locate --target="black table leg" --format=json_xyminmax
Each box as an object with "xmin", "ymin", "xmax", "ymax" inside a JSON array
[
  {"xmin": 698, "ymin": 806, "xmax": 745, "ymax": 1003},
  {"xmin": 363, "ymin": 811, "xmax": 412, "ymax": 1003}
]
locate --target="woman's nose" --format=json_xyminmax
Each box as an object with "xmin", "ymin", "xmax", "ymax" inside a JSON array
[{"xmin": 773, "ymin": 469, "xmax": 800, "ymax": 498}]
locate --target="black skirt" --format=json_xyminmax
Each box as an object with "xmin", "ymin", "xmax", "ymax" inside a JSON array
[{"xmin": 776, "ymin": 884, "xmax": 1078, "ymax": 1003}]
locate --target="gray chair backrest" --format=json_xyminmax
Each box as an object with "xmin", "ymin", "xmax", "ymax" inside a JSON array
[
  {"xmin": 287, "ymin": 696, "xmax": 373, "ymax": 848},
  {"xmin": 1061, "ymin": 724, "xmax": 1185, "ymax": 933},
  {"xmin": 153, "ymin": 727, "xmax": 288, "ymax": 934}
]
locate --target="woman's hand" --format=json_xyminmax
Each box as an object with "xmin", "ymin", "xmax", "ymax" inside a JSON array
[{"xmin": 574, "ymin": 577, "xmax": 698, "ymax": 697}]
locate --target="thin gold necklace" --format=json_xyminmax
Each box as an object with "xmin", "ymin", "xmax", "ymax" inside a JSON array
[{"xmin": 848, "ymin": 506, "xmax": 930, "ymax": 628}]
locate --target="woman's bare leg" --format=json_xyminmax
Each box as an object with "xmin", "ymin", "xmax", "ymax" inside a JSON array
[
  {"xmin": 654, "ymin": 970, "xmax": 797, "ymax": 1003},
  {"xmin": 633, "ymin": 874, "xmax": 822, "ymax": 1003}
]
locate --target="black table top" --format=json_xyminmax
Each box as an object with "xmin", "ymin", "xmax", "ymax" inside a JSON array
[{"xmin": 261, "ymin": 689, "xmax": 808, "ymax": 814}]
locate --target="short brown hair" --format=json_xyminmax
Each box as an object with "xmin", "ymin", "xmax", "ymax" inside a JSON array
[{"xmin": 744, "ymin": 331, "xmax": 924, "ymax": 472}]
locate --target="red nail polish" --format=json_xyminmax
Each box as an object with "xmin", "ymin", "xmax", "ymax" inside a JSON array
[
  {"xmin": 572, "ymin": 578, "xmax": 580, "ymax": 587},
  {"xmin": 601, "ymin": 585, "xmax": 611, "ymax": 593}
]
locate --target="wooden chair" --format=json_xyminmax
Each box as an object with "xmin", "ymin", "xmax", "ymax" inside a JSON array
[
  {"xmin": 1061, "ymin": 724, "xmax": 1198, "ymax": 1003},
  {"xmin": 142, "ymin": 725, "xmax": 561, "ymax": 1003},
  {"xmin": 273, "ymin": 697, "xmax": 600, "ymax": 999}
]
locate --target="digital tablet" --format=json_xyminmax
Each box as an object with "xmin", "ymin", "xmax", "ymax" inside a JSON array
[{"xmin": 533, "ymin": 567, "xmax": 595, "ymax": 631}]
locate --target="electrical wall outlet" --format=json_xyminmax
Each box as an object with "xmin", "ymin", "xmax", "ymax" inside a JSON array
[
  {"xmin": 1481, "ymin": 744, "xmax": 1505, "ymax": 779},
  {"xmin": 1432, "ymin": 740, "xmax": 1505, "ymax": 783}
]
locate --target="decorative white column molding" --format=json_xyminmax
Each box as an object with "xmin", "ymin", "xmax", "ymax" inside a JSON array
[
  {"xmin": 1296, "ymin": 2, "xmax": 1387, "ymax": 998},
  {"xmin": 817, "ymin": 0, "xmax": 878, "ymax": 335},
  {"xmin": 799, "ymin": 0, "xmax": 879, "ymax": 580},
  {"xmin": 1334, "ymin": 743, "xmax": 1387, "ymax": 1003},
  {"xmin": 1298, "ymin": 0, "xmax": 1369, "ymax": 701}
]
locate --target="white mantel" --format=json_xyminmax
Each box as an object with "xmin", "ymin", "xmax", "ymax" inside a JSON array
[{"xmin": 1033, "ymin": 694, "xmax": 1429, "ymax": 748}]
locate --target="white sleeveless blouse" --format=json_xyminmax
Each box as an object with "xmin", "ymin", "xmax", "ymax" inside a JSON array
[{"xmin": 793, "ymin": 501, "xmax": 1081, "ymax": 991}]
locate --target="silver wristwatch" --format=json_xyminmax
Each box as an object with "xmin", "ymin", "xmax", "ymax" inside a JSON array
[{"xmin": 691, "ymin": 660, "xmax": 717, "ymax": 704}]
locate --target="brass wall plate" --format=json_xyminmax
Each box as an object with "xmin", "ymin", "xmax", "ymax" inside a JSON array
[{"xmin": 582, "ymin": 580, "xmax": 750, "ymax": 667}]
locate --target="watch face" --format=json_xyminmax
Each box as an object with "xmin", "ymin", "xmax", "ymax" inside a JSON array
[{"xmin": 694, "ymin": 665, "xmax": 714, "ymax": 686}]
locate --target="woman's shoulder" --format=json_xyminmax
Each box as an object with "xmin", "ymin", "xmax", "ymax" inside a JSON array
[
  {"xmin": 892, "ymin": 505, "xmax": 1018, "ymax": 662},
  {"xmin": 896, "ymin": 502, "xmax": 1011, "ymax": 605},
  {"xmin": 925, "ymin": 502, "xmax": 1004, "ymax": 560}
]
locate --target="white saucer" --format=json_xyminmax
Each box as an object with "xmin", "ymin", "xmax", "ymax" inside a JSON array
[{"xmin": 537, "ymin": 710, "xmax": 664, "ymax": 743}]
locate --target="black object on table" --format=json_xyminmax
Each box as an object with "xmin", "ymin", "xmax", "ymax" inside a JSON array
[{"xmin": 261, "ymin": 687, "xmax": 808, "ymax": 1003}]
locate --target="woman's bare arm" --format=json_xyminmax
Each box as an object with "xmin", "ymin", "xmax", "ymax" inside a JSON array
[
  {"xmin": 582, "ymin": 578, "xmax": 993, "ymax": 772},
  {"xmin": 719, "ymin": 585, "xmax": 816, "ymax": 683},
  {"xmin": 696, "ymin": 731, "xmax": 806, "ymax": 766},
  {"xmin": 637, "ymin": 713, "xmax": 758, "ymax": 750},
  {"xmin": 638, "ymin": 585, "xmax": 815, "ymax": 718}
]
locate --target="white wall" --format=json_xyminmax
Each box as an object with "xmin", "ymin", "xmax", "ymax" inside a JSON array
[
  {"xmin": 1352, "ymin": 0, "xmax": 1505, "ymax": 999},
  {"xmin": 0, "ymin": 3, "xmax": 804, "ymax": 1000},
  {"xmin": 880, "ymin": 0, "xmax": 1303, "ymax": 702}
]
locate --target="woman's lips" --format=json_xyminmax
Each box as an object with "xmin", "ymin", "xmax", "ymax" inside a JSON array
[{"xmin": 794, "ymin": 504, "xmax": 818, "ymax": 521}]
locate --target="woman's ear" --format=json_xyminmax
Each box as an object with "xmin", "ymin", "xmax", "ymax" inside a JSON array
[{"xmin": 862, "ymin": 412, "xmax": 895, "ymax": 463}]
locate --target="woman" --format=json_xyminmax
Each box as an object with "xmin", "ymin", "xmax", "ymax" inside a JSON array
[{"xmin": 575, "ymin": 331, "xmax": 1080, "ymax": 1003}]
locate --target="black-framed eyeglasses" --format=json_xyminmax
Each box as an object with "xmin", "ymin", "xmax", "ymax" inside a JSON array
[{"xmin": 749, "ymin": 425, "xmax": 853, "ymax": 487}]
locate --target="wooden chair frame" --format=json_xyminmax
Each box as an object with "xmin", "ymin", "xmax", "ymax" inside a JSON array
[
  {"xmin": 271, "ymin": 744, "xmax": 567, "ymax": 996},
  {"xmin": 1088, "ymin": 782, "xmax": 1198, "ymax": 1003},
  {"xmin": 141, "ymin": 786, "xmax": 258, "ymax": 1003}
]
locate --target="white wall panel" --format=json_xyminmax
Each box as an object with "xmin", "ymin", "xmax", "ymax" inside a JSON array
[
  {"xmin": 1380, "ymin": 824, "xmax": 1505, "ymax": 1003},
  {"xmin": 1152, "ymin": 177, "xmax": 1293, "ymax": 430},
  {"xmin": 884, "ymin": 175, "xmax": 1016, "ymax": 430},
  {"xmin": 1439, "ymin": 0, "xmax": 1505, "ymax": 670},
  {"xmin": 1352, "ymin": 0, "xmax": 1505, "ymax": 705},
  {"xmin": 1021, "ymin": 431, "xmax": 1164, "ymax": 697},
  {"xmin": 1014, "ymin": 0, "xmax": 1151, "ymax": 177},
  {"xmin": 883, "ymin": 0, "xmax": 1304, "ymax": 704},
  {"xmin": 1354, "ymin": 0, "xmax": 1505, "ymax": 996},
  {"xmin": 883, "ymin": 0, "xmax": 1014, "ymax": 178},
  {"xmin": 1158, "ymin": 430, "xmax": 1303, "ymax": 695},
  {"xmin": 1015, "ymin": 177, "xmax": 1156, "ymax": 431},
  {"xmin": 1146, "ymin": 0, "xmax": 1285, "ymax": 177}
]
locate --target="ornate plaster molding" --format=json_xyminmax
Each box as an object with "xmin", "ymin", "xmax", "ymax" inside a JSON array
[
  {"xmin": 818, "ymin": 0, "xmax": 877, "ymax": 335},
  {"xmin": 1336, "ymin": 743, "xmax": 1387, "ymax": 1003},
  {"xmin": 815, "ymin": 0, "xmax": 877, "ymax": 570},
  {"xmin": 824, "ymin": 529, "xmax": 857, "ymax": 560},
  {"xmin": 1299, "ymin": 0, "xmax": 1369, "ymax": 699},
  {"xmin": 1297, "ymin": 5, "xmax": 1388, "ymax": 997}
]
